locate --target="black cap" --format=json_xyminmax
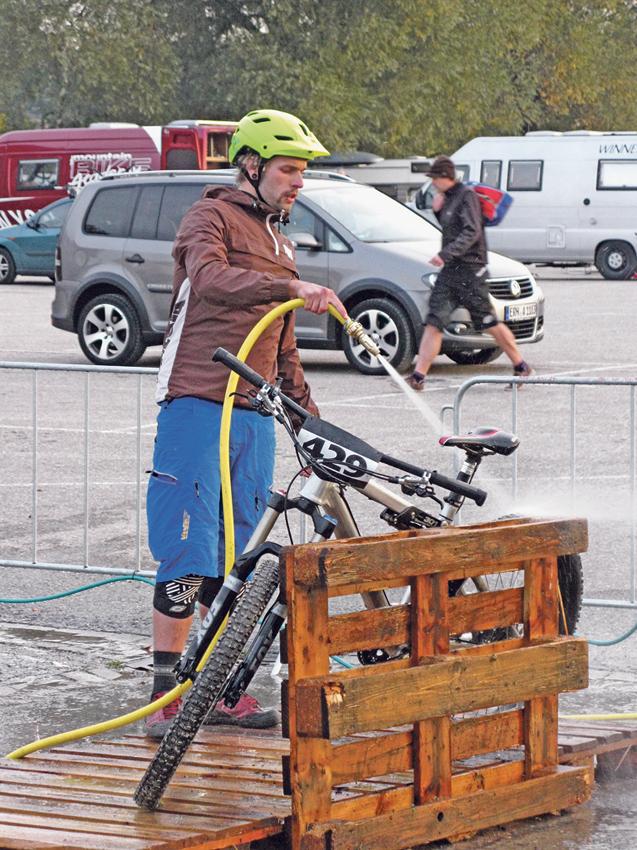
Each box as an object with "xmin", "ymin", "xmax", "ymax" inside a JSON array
[{"xmin": 425, "ymin": 155, "xmax": 456, "ymax": 179}]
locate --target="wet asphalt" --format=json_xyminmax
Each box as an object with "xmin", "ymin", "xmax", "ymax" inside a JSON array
[{"xmin": 0, "ymin": 269, "xmax": 635, "ymax": 848}]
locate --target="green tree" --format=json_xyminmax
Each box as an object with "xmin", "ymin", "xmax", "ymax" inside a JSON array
[{"xmin": 0, "ymin": 0, "xmax": 179, "ymax": 129}]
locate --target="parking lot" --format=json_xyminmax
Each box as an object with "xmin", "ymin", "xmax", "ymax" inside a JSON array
[{"xmin": 1, "ymin": 269, "xmax": 636, "ymax": 848}]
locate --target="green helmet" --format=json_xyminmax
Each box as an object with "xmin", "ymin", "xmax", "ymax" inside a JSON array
[{"xmin": 229, "ymin": 109, "xmax": 329, "ymax": 163}]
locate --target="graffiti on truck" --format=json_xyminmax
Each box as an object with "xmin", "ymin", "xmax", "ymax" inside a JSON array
[{"xmin": 68, "ymin": 151, "xmax": 153, "ymax": 191}]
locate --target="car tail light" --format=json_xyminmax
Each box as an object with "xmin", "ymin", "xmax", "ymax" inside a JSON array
[{"xmin": 54, "ymin": 245, "xmax": 62, "ymax": 282}]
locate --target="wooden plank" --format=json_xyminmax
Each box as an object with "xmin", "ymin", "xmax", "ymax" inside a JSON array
[
  {"xmin": 307, "ymin": 765, "xmax": 591, "ymax": 850},
  {"xmin": 327, "ymin": 605, "xmax": 410, "ymax": 655},
  {"xmin": 0, "ymin": 769, "xmax": 291, "ymax": 817},
  {"xmin": 452, "ymin": 709, "xmax": 524, "ymax": 760},
  {"xmin": 449, "ymin": 587, "xmax": 523, "ymax": 634},
  {"xmin": 411, "ymin": 573, "xmax": 451, "ymax": 804},
  {"xmin": 0, "ymin": 823, "xmax": 160, "ymax": 850},
  {"xmin": 329, "ymin": 760, "xmax": 525, "ymax": 823},
  {"xmin": 330, "ymin": 732, "xmax": 412, "ymax": 785},
  {"xmin": 524, "ymin": 557, "xmax": 559, "ymax": 778},
  {"xmin": 290, "ymin": 518, "xmax": 587, "ymax": 590},
  {"xmin": 326, "ymin": 710, "xmax": 526, "ymax": 785},
  {"xmin": 296, "ymin": 638, "xmax": 588, "ymax": 738},
  {"xmin": 326, "ymin": 588, "xmax": 525, "ymax": 653},
  {"xmin": 283, "ymin": 546, "xmax": 333, "ymax": 850}
]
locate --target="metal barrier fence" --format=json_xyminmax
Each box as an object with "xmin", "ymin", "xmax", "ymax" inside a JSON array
[
  {"xmin": 2, "ymin": 363, "xmax": 636, "ymax": 615},
  {"xmin": 443, "ymin": 375, "xmax": 637, "ymax": 612},
  {"xmin": 0, "ymin": 361, "xmax": 158, "ymax": 579}
]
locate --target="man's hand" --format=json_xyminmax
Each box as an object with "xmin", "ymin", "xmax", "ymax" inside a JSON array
[
  {"xmin": 432, "ymin": 192, "xmax": 445, "ymax": 212},
  {"xmin": 429, "ymin": 254, "xmax": 445, "ymax": 267},
  {"xmin": 289, "ymin": 280, "xmax": 348, "ymax": 318}
]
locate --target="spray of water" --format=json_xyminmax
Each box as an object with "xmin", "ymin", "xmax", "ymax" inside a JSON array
[{"xmin": 376, "ymin": 355, "xmax": 444, "ymax": 436}]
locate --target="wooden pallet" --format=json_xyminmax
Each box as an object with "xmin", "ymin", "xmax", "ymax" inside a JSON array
[
  {"xmin": 0, "ymin": 727, "xmax": 289, "ymax": 850},
  {"xmin": 1, "ymin": 720, "xmax": 636, "ymax": 849},
  {"xmin": 281, "ymin": 517, "xmax": 593, "ymax": 850}
]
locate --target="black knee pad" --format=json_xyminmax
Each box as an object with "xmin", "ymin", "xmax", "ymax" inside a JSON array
[
  {"xmin": 198, "ymin": 576, "xmax": 224, "ymax": 609},
  {"xmin": 153, "ymin": 574, "xmax": 203, "ymax": 619}
]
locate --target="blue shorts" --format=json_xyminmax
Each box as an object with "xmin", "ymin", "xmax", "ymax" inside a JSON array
[{"xmin": 147, "ymin": 397, "xmax": 275, "ymax": 583}]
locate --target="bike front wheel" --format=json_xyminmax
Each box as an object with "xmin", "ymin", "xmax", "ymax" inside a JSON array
[{"xmin": 134, "ymin": 556, "xmax": 280, "ymax": 810}]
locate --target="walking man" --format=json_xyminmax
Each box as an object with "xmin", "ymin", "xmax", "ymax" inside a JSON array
[
  {"xmin": 407, "ymin": 155, "xmax": 533, "ymax": 390},
  {"xmin": 145, "ymin": 109, "xmax": 346, "ymax": 738}
]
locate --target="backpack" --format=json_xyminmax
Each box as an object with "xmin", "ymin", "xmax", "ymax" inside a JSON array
[{"xmin": 465, "ymin": 182, "xmax": 513, "ymax": 227}]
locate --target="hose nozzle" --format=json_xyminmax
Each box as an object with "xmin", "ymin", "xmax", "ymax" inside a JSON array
[{"xmin": 343, "ymin": 318, "xmax": 381, "ymax": 358}]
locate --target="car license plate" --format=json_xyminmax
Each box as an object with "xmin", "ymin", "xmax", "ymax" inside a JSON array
[{"xmin": 505, "ymin": 303, "xmax": 538, "ymax": 321}]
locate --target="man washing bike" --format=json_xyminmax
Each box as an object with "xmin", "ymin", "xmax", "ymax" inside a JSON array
[{"xmin": 145, "ymin": 109, "xmax": 346, "ymax": 738}]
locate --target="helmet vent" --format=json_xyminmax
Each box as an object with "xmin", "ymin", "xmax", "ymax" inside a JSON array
[
  {"xmin": 274, "ymin": 134, "xmax": 294, "ymax": 141},
  {"xmin": 252, "ymin": 116, "xmax": 271, "ymax": 123},
  {"xmin": 300, "ymin": 122, "xmax": 309, "ymax": 135}
]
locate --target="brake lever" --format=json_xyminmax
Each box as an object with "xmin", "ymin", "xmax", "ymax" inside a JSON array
[{"xmin": 399, "ymin": 473, "xmax": 434, "ymax": 499}]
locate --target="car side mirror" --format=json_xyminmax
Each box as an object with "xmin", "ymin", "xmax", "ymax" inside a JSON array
[
  {"xmin": 414, "ymin": 188, "xmax": 426, "ymax": 210},
  {"xmin": 289, "ymin": 231, "xmax": 322, "ymax": 250},
  {"xmin": 26, "ymin": 217, "xmax": 39, "ymax": 230}
]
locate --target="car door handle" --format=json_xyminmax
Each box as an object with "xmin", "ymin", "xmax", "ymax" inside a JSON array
[{"xmin": 125, "ymin": 253, "xmax": 145, "ymax": 264}]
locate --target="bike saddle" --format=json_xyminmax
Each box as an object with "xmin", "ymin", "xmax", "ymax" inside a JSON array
[{"xmin": 439, "ymin": 426, "xmax": 519, "ymax": 456}]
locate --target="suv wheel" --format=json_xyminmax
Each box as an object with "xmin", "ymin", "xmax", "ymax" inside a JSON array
[
  {"xmin": 342, "ymin": 297, "xmax": 415, "ymax": 375},
  {"xmin": 0, "ymin": 248, "xmax": 16, "ymax": 284},
  {"xmin": 78, "ymin": 293, "xmax": 146, "ymax": 366},
  {"xmin": 595, "ymin": 241, "xmax": 637, "ymax": 280},
  {"xmin": 446, "ymin": 347, "xmax": 502, "ymax": 366}
]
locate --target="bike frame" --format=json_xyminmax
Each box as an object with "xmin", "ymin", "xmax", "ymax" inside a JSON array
[{"xmin": 175, "ymin": 446, "xmax": 486, "ymax": 702}]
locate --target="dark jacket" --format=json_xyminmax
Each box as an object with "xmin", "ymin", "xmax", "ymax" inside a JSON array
[
  {"xmin": 435, "ymin": 182, "xmax": 487, "ymax": 268},
  {"xmin": 154, "ymin": 184, "xmax": 318, "ymax": 419}
]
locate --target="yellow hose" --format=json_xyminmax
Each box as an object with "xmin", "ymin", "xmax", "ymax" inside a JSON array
[
  {"xmin": 559, "ymin": 713, "xmax": 637, "ymax": 721},
  {"xmin": 7, "ymin": 300, "xmax": 346, "ymax": 759}
]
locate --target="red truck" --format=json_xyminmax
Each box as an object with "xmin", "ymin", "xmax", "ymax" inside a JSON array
[{"xmin": 0, "ymin": 120, "xmax": 237, "ymax": 228}]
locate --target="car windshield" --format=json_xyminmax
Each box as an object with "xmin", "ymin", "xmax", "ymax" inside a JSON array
[{"xmin": 304, "ymin": 183, "xmax": 441, "ymax": 242}]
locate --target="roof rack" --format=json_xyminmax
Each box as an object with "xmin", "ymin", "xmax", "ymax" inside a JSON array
[{"xmin": 98, "ymin": 167, "xmax": 353, "ymax": 183}]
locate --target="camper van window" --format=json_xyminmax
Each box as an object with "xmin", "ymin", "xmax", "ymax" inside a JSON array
[
  {"xmin": 130, "ymin": 185, "xmax": 163, "ymax": 240},
  {"xmin": 157, "ymin": 183, "xmax": 207, "ymax": 241},
  {"xmin": 455, "ymin": 164, "xmax": 470, "ymax": 182},
  {"xmin": 507, "ymin": 160, "xmax": 543, "ymax": 191},
  {"xmin": 84, "ymin": 186, "xmax": 137, "ymax": 237},
  {"xmin": 17, "ymin": 159, "xmax": 59, "ymax": 191},
  {"xmin": 480, "ymin": 160, "xmax": 502, "ymax": 188},
  {"xmin": 597, "ymin": 160, "xmax": 637, "ymax": 190}
]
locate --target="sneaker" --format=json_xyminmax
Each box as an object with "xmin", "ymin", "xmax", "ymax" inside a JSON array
[
  {"xmin": 513, "ymin": 361, "xmax": 534, "ymax": 378},
  {"xmin": 205, "ymin": 693, "xmax": 280, "ymax": 729},
  {"xmin": 145, "ymin": 691, "xmax": 183, "ymax": 740},
  {"xmin": 405, "ymin": 371, "xmax": 426, "ymax": 391},
  {"xmin": 507, "ymin": 361, "xmax": 534, "ymax": 390}
]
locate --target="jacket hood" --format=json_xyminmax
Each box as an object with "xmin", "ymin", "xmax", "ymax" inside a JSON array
[{"xmin": 202, "ymin": 184, "xmax": 283, "ymax": 219}]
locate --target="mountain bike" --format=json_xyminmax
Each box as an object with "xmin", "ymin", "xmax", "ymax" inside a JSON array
[{"xmin": 134, "ymin": 348, "xmax": 583, "ymax": 809}]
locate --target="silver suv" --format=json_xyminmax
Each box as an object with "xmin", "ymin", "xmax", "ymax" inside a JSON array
[{"xmin": 52, "ymin": 171, "xmax": 544, "ymax": 373}]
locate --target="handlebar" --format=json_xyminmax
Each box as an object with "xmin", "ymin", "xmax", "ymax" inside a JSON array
[
  {"xmin": 212, "ymin": 347, "xmax": 487, "ymax": 506},
  {"xmin": 212, "ymin": 347, "xmax": 309, "ymax": 423},
  {"xmin": 381, "ymin": 453, "xmax": 487, "ymax": 506}
]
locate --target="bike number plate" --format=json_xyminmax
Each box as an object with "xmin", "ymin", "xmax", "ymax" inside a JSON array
[{"xmin": 298, "ymin": 427, "xmax": 379, "ymax": 483}]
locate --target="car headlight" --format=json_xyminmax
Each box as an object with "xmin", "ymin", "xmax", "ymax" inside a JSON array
[{"xmin": 422, "ymin": 272, "xmax": 438, "ymax": 287}]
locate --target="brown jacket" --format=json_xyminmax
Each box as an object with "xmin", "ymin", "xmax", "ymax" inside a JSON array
[{"xmin": 155, "ymin": 184, "xmax": 318, "ymax": 418}]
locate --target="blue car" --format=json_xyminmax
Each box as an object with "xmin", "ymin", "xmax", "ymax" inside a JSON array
[{"xmin": 0, "ymin": 197, "xmax": 73, "ymax": 284}]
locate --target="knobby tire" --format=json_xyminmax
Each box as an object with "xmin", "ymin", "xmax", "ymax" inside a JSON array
[{"xmin": 134, "ymin": 556, "xmax": 279, "ymax": 810}]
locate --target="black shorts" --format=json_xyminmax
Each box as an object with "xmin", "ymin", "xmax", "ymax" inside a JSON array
[{"xmin": 425, "ymin": 265, "xmax": 498, "ymax": 332}]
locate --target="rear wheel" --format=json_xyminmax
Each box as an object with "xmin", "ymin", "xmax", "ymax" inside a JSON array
[
  {"xmin": 0, "ymin": 248, "xmax": 16, "ymax": 284},
  {"xmin": 595, "ymin": 241, "xmax": 637, "ymax": 280},
  {"xmin": 78, "ymin": 292, "xmax": 146, "ymax": 366},
  {"xmin": 134, "ymin": 556, "xmax": 280, "ymax": 811},
  {"xmin": 342, "ymin": 297, "xmax": 416, "ymax": 375},
  {"xmin": 456, "ymin": 552, "xmax": 583, "ymax": 643},
  {"xmin": 446, "ymin": 347, "xmax": 502, "ymax": 366}
]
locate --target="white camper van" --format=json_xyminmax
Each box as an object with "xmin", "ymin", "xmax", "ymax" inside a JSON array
[{"xmin": 413, "ymin": 131, "xmax": 637, "ymax": 279}]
